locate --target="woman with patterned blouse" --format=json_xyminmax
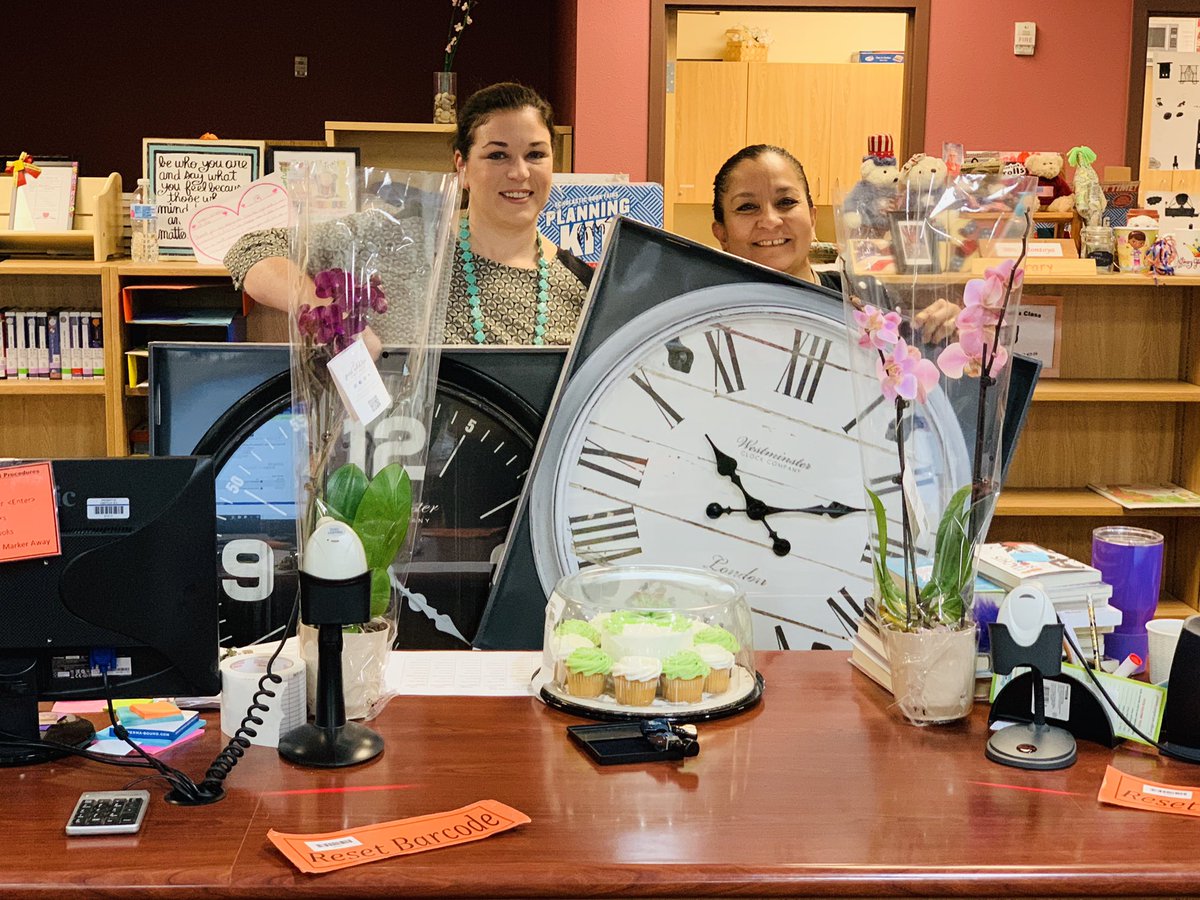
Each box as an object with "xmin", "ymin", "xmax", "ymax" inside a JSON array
[{"xmin": 225, "ymin": 83, "xmax": 591, "ymax": 348}]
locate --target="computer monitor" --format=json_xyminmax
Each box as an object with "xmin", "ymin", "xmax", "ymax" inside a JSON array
[{"xmin": 0, "ymin": 456, "xmax": 220, "ymax": 766}]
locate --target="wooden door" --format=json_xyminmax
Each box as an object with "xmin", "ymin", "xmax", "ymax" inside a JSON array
[
  {"xmin": 825, "ymin": 64, "xmax": 905, "ymax": 205},
  {"xmin": 673, "ymin": 61, "xmax": 749, "ymax": 205},
  {"xmin": 746, "ymin": 63, "xmax": 836, "ymax": 204}
]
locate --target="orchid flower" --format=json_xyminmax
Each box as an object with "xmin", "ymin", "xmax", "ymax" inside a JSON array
[
  {"xmin": 876, "ymin": 339, "xmax": 940, "ymax": 403},
  {"xmin": 937, "ymin": 327, "xmax": 1008, "ymax": 379},
  {"xmin": 298, "ymin": 267, "xmax": 387, "ymax": 354},
  {"xmin": 957, "ymin": 259, "xmax": 1023, "ymax": 331},
  {"xmin": 853, "ymin": 304, "xmax": 902, "ymax": 351}
]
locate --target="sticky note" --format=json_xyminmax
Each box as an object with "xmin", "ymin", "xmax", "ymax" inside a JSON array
[
  {"xmin": 130, "ymin": 701, "xmax": 182, "ymax": 720},
  {"xmin": 0, "ymin": 462, "xmax": 62, "ymax": 563}
]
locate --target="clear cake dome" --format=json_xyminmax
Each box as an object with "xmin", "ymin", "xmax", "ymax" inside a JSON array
[{"xmin": 539, "ymin": 565, "xmax": 761, "ymax": 721}]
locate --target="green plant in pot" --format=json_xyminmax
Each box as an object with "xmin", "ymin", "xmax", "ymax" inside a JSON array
[{"xmin": 322, "ymin": 461, "xmax": 413, "ymax": 628}]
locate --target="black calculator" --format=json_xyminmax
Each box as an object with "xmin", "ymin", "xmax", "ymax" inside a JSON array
[{"xmin": 66, "ymin": 790, "xmax": 150, "ymax": 836}]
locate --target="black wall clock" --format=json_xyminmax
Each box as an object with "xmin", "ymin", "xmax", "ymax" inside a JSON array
[{"xmin": 160, "ymin": 344, "xmax": 564, "ymax": 649}]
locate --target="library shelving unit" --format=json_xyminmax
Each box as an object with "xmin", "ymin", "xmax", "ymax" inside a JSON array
[
  {"xmin": 0, "ymin": 258, "xmax": 116, "ymax": 457},
  {"xmin": 987, "ymin": 273, "xmax": 1200, "ymax": 620}
]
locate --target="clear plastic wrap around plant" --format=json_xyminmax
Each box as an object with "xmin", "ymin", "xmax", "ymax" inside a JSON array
[
  {"xmin": 836, "ymin": 172, "xmax": 1038, "ymax": 640},
  {"xmin": 286, "ymin": 163, "xmax": 458, "ymax": 720}
]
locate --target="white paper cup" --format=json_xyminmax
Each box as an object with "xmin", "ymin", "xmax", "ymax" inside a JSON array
[{"xmin": 1146, "ymin": 619, "xmax": 1184, "ymax": 684}]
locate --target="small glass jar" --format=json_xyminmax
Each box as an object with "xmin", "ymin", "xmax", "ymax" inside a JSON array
[
  {"xmin": 1080, "ymin": 224, "xmax": 1115, "ymax": 272},
  {"xmin": 433, "ymin": 71, "xmax": 457, "ymax": 124}
]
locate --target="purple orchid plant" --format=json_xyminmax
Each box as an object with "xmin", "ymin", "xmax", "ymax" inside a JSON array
[
  {"xmin": 851, "ymin": 252, "xmax": 1028, "ymax": 632},
  {"xmin": 297, "ymin": 267, "xmax": 387, "ymax": 355}
]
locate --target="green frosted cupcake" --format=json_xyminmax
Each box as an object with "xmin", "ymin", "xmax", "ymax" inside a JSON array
[
  {"xmin": 661, "ymin": 650, "xmax": 710, "ymax": 703},
  {"xmin": 693, "ymin": 625, "xmax": 740, "ymax": 654},
  {"xmin": 554, "ymin": 618, "xmax": 601, "ymax": 645},
  {"xmin": 564, "ymin": 646, "xmax": 613, "ymax": 699}
]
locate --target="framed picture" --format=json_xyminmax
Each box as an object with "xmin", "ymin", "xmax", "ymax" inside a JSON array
[
  {"xmin": 10, "ymin": 160, "xmax": 78, "ymax": 232},
  {"xmin": 266, "ymin": 146, "xmax": 360, "ymax": 222},
  {"xmin": 845, "ymin": 238, "xmax": 897, "ymax": 274},
  {"xmin": 890, "ymin": 214, "xmax": 940, "ymax": 273},
  {"xmin": 1012, "ymin": 295, "xmax": 1063, "ymax": 378},
  {"xmin": 144, "ymin": 138, "xmax": 267, "ymax": 256}
]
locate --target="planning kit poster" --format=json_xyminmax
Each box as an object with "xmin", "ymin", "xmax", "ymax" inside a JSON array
[{"xmin": 538, "ymin": 182, "xmax": 664, "ymax": 263}]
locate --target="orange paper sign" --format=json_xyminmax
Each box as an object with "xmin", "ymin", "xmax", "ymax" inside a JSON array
[
  {"xmin": 1098, "ymin": 766, "xmax": 1200, "ymax": 817},
  {"xmin": 267, "ymin": 799, "xmax": 530, "ymax": 874},
  {"xmin": 0, "ymin": 462, "xmax": 61, "ymax": 562}
]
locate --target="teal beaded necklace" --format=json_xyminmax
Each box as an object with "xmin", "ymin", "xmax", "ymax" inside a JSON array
[{"xmin": 458, "ymin": 217, "xmax": 550, "ymax": 345}]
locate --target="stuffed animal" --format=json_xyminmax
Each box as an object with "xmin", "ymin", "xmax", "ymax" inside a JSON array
[
  {"xmin": 1067, "ymin": 146, "xmax": 1103, "ymax": 226},
  {"xmin": 898, "ymin": 153, "xmax": 947, "ymax": 211},
  {"xmin": 842, "ymin": 134, "xmax": 900, "ymax": 236},
  {"xmin": 1023, "ymin": 151, "xmax": 1075, "ymax": 212}
]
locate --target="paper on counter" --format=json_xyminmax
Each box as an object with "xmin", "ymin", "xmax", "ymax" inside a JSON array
[{"xmin": 384, "ymin": 651, "xmax": 540, "ymax": 697}]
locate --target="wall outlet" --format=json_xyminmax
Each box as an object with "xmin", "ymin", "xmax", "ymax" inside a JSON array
[
  {"xmin": 1014, "ymin": 22, "xmax": 1036, "ymax": 57},
  {"xmin": 294, "ymin": 55, "xmax": 308, "ymax": 78}
]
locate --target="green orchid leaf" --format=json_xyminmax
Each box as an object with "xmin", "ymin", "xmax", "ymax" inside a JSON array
[
  {"xmin": 352, "ymin": 463, "xmax": 412, "ymax": 570},
  {"xmin": 370, "ymin": 567, "xmax": 391, "ymax": 619},
  {"xmin": 324, "ymin": 463, "xmax": 368, "ymax": 525},
  {"xmin": 922, "ymin": 484, "xmax": 975, "ymax": 623},
  {"xmin": 865, "ymin": 488, "xmax": 906, "ymax": 626}
]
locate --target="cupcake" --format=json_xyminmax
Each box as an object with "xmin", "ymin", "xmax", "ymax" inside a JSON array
[
  {"xmin": 693, "ymin": 625, "xmax": 741, "ymax": 654},
  {"xmin": 661, "ymin": 650, "xmax": 710, "ymax": 703},
  {"xmin": 610, "ymin": 655, "xmax": 662, "ymax": 706},
  {"xmin": 694, "ymin": 643, "xmax": 735, "ymax": 694},
  {"xmin": 563, "ymin": 646, "xmax": 613, "ymax": 699},
  {"xmin": 552, "ymin": 632, "xmax": 597, "ymax": 683},
  {"xmin": 554, "ymin": 618, "xmax": 601, "ymax": 646}
]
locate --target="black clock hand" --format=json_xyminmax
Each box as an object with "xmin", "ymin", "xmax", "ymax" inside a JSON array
[
  {"xmin": 705, "ymin": 500, "xmax": 866, "ymax": 520},
  {"xmin": 704, "ymin": 435, "xmax": 790, "ymax": 557}
]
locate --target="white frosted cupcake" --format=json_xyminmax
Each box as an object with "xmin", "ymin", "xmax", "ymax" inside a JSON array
[
  {"xmin": 610, "ymin": 655, "xmax": 663, "ymax": 706},
  {"xmin": 695, "ymin": 643, "xmax": 735, "ymax": 694},
  {"xmin": 552, "ymin": 633, "xmax": 596, "ymax": 684}
]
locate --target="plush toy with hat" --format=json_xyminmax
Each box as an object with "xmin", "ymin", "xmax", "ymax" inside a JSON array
[
  {"xmin": 1023, "ymin": 151, "xmax": 1075, "ymax": 212},
  {"xmin": 842, "ymin": 134, "xmax": 900, "ymax": 236}
]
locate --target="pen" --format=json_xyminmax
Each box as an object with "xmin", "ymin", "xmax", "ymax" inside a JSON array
[{"xmin": 1085, "ymin": 594, "xmax": 1102, "ymax": 671}]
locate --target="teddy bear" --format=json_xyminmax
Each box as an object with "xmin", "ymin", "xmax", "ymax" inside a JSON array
[
  {"xmin": 1023, "ymin": 151, "xmax": 1075, "ymax": 212},
  {"xmin": 898, "ymin": 153, "xmax": 948, "ymax": 205},
  {"xmin": 842, "ymin": 135, "xmax": 900, "ymax": 236}
]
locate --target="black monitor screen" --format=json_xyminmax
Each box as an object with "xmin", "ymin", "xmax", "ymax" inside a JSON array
[{"xmin": 0, "ymin": 457, "xmax": 219, "ymax": 762}]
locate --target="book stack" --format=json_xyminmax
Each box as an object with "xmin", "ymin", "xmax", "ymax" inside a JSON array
[
  {"xmin": 976, "ymin": 541, "xmax": 1120, "ymax": 662},
  {"xmin": 0, "ymin": 309, "xmax": 104, "ymax": 380},
  {"xmin": 107, "ymin": 701, "xmax": 203, "ymax": 744}
]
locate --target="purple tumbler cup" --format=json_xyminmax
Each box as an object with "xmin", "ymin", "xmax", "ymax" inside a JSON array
[{"xmin": 1092, "ymin": 526, "xmax": 1164, "ymax": 672}]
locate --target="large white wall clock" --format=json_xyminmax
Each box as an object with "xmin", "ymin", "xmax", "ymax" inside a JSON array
[{"xmin": 477, "ymin": 219, "xmax": 968, "ymax": 651}]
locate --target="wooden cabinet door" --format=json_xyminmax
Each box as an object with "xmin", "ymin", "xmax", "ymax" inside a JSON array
[
  {"xmin": 825, "ymin": 64, "xmax": 905, "ymax": 205},
  {"xmin": 673, "ymin": 61, "xmax": 748, "ymax": 205},
  {"xmin": 746, "ymin": 63, "xmax": 836, "ymax": 205}
]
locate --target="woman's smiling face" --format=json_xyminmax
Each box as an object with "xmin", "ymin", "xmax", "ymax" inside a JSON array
[
  {"xmin": 712, "ymin": 151, "xmax": 815, "ymax": 276},
  {"xmin": 456, "ymin": 106, "xmax": 554, "ymax": 231}
]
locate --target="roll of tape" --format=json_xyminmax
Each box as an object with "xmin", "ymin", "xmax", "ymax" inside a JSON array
[{"xmin": 219, "ymin": 650, "xmax": 306, "ymax": 749}]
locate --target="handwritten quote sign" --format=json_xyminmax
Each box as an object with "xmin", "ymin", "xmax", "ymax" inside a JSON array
[
  {"xmin": 0, "ymin": 462, "xmax": 62, "ymax": 563},
  {"xmin": 143, "ymin": 139, "xmax": 266, "ymax": 257}
]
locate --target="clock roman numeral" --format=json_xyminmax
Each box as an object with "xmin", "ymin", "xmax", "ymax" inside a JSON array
[
  {"xmin": 705, "ymin": 328, "xmax": 745, "ymax": 394},
  {"xmin": 861, "ymin": 537, "xmax": 907, "ymax": 565},
  {"xmin": 568, "ymin": 505, "xmax": 642, "ymax": 566},
  {"xmin": 868, "ymin": 472, "xmax": 903, "ymax": 496},
  {"xmin": 775, "ymin": 328, "xmax": 832, "ymax": 403},
  {"xmin": 578, "ymin": 439, "xmax": 648, "ymax": 488},
  {"xmin": 630, "ymin": 368, "xmax": 684, "ymax": 429}
]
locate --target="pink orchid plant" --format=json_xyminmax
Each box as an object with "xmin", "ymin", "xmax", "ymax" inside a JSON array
[
  {"xmin": 852, "ymin": 248, "xmax": 1029, "ymax": 631},
  {"xmin": 443, "ymin": 0, "xmax": 480, "ymax": 72}
]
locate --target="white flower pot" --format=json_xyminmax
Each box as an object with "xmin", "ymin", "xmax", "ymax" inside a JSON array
[
  {"xmin": 298, "ymin": 620, "xmax": 393, "ymax": 721},
  {"xmin": 883, "ymin": 625, "xmax": 977, "ymax": 724}
]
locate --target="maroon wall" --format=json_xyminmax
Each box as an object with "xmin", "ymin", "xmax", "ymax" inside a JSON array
[{"xmin": 5, "ymin": 1, "xmax": 573, "ymax": 187}]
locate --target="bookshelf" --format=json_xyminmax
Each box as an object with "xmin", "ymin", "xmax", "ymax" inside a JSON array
[{"xmin": 987, "ymin": 274, "xmax": 1200, "ymax": 619}]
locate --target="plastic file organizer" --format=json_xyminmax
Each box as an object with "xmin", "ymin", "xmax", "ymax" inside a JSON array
[{"xmin": 121, "ymin": 284, "xmax": 250, "ymax": 388}]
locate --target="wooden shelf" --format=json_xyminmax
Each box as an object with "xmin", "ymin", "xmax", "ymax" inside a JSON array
[
  {"xmin": 0, "ymin": 380, "xmax": 105, "ymax": 396},
  {"xmin": 995, "ymin": 488, "xmax": 1200, "ymax": 518},
  {"xmin": 0, "ymin": 259, "xmax": 107, "ymax": 276},
  {"xmin": 1033, "ymin": 379, "xmax": 1200, "ymax": 402},
  {"xmin": 875, "ymin": 273, "xmax": 1200, "ymax": 287},
  {"xmin": 1157, "ymin": 594, "xmax": 1197, "ymax": 619},
  {"xmin": 113, "ymin": 259, "xmax": 229, "ymax": 277},
  {"xmin": 124, "ymin": 386, "xmax": 148, "ymax": 398}
]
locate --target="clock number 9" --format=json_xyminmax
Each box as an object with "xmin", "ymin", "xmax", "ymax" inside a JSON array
[
  {"xmin": 219, "ymin": 538, "xmax": 274, "ymax": 602},
  {"xmin": 343, "ymin": 414, "xmax": 429, "ymax": 481}
]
